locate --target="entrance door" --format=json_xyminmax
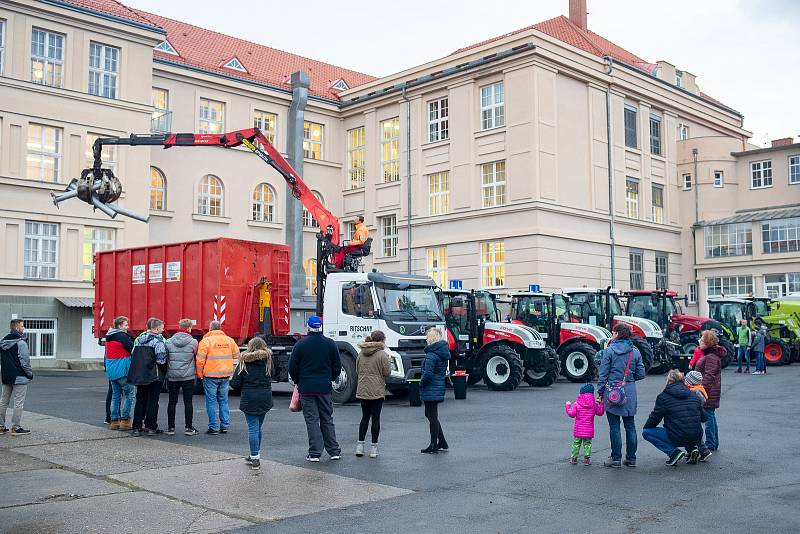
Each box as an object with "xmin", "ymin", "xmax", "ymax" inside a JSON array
[
  {"xmin": 765, "ymin": 281, "xmax": 785, "ymax": 299},
  {"xmin": 81, "ymin": 317, "xmax": 105, "ymax": 359}
]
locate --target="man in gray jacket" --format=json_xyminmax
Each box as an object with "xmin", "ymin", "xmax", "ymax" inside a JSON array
[
  {"xmin": 0, "ymin": 319, "xmax": 34, "ymax": 435},
  {"xmin": 166, "ymin": 319, "xmax": 199, "ymax": 435}
]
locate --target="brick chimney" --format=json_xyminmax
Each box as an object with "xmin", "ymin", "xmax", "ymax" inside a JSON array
[
  {"xmin": 569, "ymin": 0, "xmax": 588, "ymax": 30},
  {"xmin": 771, "ymin": 137, "xmax": 794, "ymax": 148}
]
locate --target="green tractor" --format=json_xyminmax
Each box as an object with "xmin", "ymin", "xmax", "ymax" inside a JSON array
[{"xmin": 706, "ymin": 296, "xmax": 800, "ymax": 366}]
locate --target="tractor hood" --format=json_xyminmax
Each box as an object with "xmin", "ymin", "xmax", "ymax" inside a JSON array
[
  {"xmin": 484, "ymin": 321, "xmax": 546, "ymax": 349},
  {"xmin": 560, "ymin": 322, "xmax": 612, "ymax": 345},
  {"xmin": 613, "ymin": 315, "xmax": 663, "ymax": 339},
  {"xmin": 671, "ymin": 314, "xmax": 708, "ymax": 331}
]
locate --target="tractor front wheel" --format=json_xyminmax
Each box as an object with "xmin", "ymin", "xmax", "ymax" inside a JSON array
[
  {"xmin": 523, "ymin": 347, "xmax": 558, "ymax": 387},
  {"xmin": 559, "ymin": 342, "xmax": 596, "ymax": 383},
  {"xmin": 632, "ymin": 338, "xmax": 654, "ymax": 373},
  {"xmin": 481, "ymin": 345, "xmax": 524, "ymax": 391}
]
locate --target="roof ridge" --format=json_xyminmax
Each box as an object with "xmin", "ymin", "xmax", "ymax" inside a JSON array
[
  {"xmin": 109, "ymin": 0, "xmax": 161, "ymax": 29},
  {"xmin": 552, "ymin": 15, "xmax": 604, "ymax": 57}
]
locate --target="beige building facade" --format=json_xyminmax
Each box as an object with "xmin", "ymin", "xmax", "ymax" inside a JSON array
[{"xmin": 1, "ymin": 0, "xmax": 794, "ymax": 359}]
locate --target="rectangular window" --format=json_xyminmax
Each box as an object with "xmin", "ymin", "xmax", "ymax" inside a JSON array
[
  {"xmin": 253, "ymin": 111, "xmax": 276, "ymax": 144},
  {"xmin": 629, "ymin": 251, "xmax": 644, "ymax": 290},
  {"xmin": 427, "ymin": 247, "xmax": 448, "ymax": 288},
  {"xmin": 480, "ymin": 82, "xmax": 505, "ymax": 130},
  {"xmin": 713, "ymin": 171, "xmax": 724, "ymax": 188},
  {"xmin": 88, "ymin": 42, "xmax": 119, "ymax": 98},
  {"xmin": 428, "ymin": 97, "xmax": 449, "ymax": 142},
  {"xmin": 688, "ymin": 283, "xmax": 697, "ymax": 304},
  {"xmin": 347, "ymin": 127, "xmax": 365, "ymax": 189},
  {"xmin": 151, "ymin": 88, "xmax": 170, "ymax": 132},
  {"xmin": 26, "ymin": 124, "xmax": 62, "ymax": 182},
  {"xmin": 303, "ymin": 121, "xmax": 324, "ymax": 160},
  {"xmin": 676, "ymin": 70, "xmax": 684, "ymax": 88},
  {"xmin": 765, "ymin": 273, "xmax": 800, "ymax": 298},
  {"xmin": 31, "ymin": 28, "xmax": 64, "ymax": 87},
  {"xmin": 707, "ymin": 276, "xmax": 753, "ymax": 298},
  {"xmin": 625, "ymin": 178, "xmax": 639, "ymax": 219},
  {"xmin": 789, "ymin": 155, "xmax": 800, "ymax": 185},
  {"xmin": 683, "ymin": 174, "xmax": 692, "ymax": 191},
  {"xmin": 704, "ymin": 223, "xmax": 753, "ymax": 257},
  {"xmin": 24, "ymin": 221, "xmax": 58, "ymax": 279},
  {"xmin": 655, "ymin": 253, "xmax": 669, "ymax": 291},
  {"xmin": 751, "ymin": 160, "xmax": 773, "ymax": 189},
  {"xmin": 85, "ymin": 134, "xmax": 117, "ymax": 174},
  {"xmin": 481, "ymin": 241, "xmax": 505, "ymax": 288},
  {"xmin": 649, "ymin": 114, "xmax": 662, "ymax": 156},
  {"xmin": 624, "ymin": 104, "xmax": 637, "ymax": 149},
  {"xmin": 481, "ymin": 161, "xmax": 506, "ymax": 208},
  {"xmin": 428, "ymin": 172, "xmax": 450, "ymax": 215},
  {"xmin": 0, "ymin": 19, "xmax": 6, "ymax": 76},
  {"xmin": 346, "ymin": 222, "xmax": 356, "ymax": 242},
  {"xmin": 82, "ymin": 227, "xmax": 114, "ymax": 281},
  {"xmin": 762, "ymin": 217, "xmax": 800, "ymax": 254},
  {"xmin": 199, "ymin": 98, "xmax": 225, "ymax": 134},
  {"xmin": 380, "ymin": 118, "xmax": 400, "ymax": 182},
  {"xmin": 678, "ymin": 123, "xmax": 689, "ymax": 141},
  {"xmin": 379, "ymin": 215, "xmax": 398, "ymax": 257},
  {"xmin": 24, "ymin": 319, "xmax": 57, "ymax": 358},
  {"xmin": 651, "ymin": 184, "xmax": 664, "ymax": 223}
]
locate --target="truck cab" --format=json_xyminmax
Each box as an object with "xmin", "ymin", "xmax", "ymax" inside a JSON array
[{"xmin": 323, "ymin": 271, "xmax": 445, "ymax": 403}]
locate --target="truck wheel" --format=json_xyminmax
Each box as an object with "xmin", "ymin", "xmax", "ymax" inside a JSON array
[
  {"xmin": 764, "ymin": 338, "xmax": 791, "ymax": 366},
  {"xmin": 632, "ymin": 338, "xmax": 654, "ymax": 372},
  {"xmin": 332, "ymin": 352, "xmax": 357, "ymax": 403},
  {"xmin": 523, "ymin": 347, "xmax": 558, "ymax": 387},
  {"xmin": 719, "ymin": 337, "xmax": 734, "ymax": 368},
  {"xmin": 559, "ymin": 342, "xmax": 596, "ymax": 383},
  {"xmin": 481, "ymin": 345, "xmax": 524, "ymax": 391}
]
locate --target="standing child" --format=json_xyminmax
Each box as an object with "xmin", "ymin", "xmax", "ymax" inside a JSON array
[
  {"xmin": 230, "ymin": 337, "xmax": 273, "ymax": 470},
  {"xmin": 684, "ymin": 371, "xmax": 708, "ymax": 405},
  {"xmin": 565, "ymin": 383, "xmax": 605, "ymax": 465}
]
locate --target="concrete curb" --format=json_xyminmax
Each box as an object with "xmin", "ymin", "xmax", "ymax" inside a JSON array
[{"xmin": 31, "ymin": 359, "xmax": 104, "ymax": 371}]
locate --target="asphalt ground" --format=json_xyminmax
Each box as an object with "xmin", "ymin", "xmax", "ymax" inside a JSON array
[{"xmin": 20, "ymin": 366, "xmax": 800, "ymax": 533}]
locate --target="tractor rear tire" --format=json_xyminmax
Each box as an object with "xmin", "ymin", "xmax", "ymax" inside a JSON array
[
  {"xmin": 632, "ymin": 338, "xmax": 654, "ymax": 373},
  {"xmin": 719, "ymin": 337, "xmax": 734, "ymax": 368},
  {"xmin": 467, "ymin": 373, "xmax": 483, "ymax": 385},
  {"xmin": 523, "ymin": 347, "xmax": 558, "ymax": 387},
  {"xmin": 764, "ymin": 338, "xmax": 791, "ymax": 366},
  {"xmin": 559, "ymin": 342, "xmax": 596, "ymax": 383},
  {"xmin": 481, "ymin": 344, "xmax": 524, "ymax": 391}
]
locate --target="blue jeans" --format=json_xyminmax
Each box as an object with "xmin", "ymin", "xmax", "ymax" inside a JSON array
[
  {"xmin": 203, "ymin": 377, "xmax": 230, "ymax": 431},
  {"xmin": 754, "ymin": 351, "xmax": 765, "ymax": 372},
  {"xmin": 110, "ymin": 377, "xmax": 134, "ymax": 420},
  {"xmin": 701, "ymin": 408, "xmax": 718, "ymax": 451},
  {"xmin": 737, "ymin": 345, "xmax": 750, "ymax": 369},
  {"xmin": 642, "ymin": 427, "xmax": 677, "ymax": 457},
  {"xmin": 245, "ymin": 413, "xmax": 266, "ymax": 457},
  {"xmin": 607, "ymin": 413, "xmax": 637, "ymax": 461}
]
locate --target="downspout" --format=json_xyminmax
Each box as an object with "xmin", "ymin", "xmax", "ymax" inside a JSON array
[
  {"xmin": 403, "ymin": 85, "xmax": 412, "ymax": 273},
  {"xmin": 286, "ymin": 71, "xmax": 310, "ymax": 303},
  {"xmin": 604, "ymin": 56, "xmax": 617, "ymax": 287},
  {"xmin": 692, "ymin": 148, "xmax": 700, "ymax": 312}
]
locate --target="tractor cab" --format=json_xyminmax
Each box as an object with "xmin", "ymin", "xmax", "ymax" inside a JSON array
[
  {"xmin": 707, "ymin": 298, "xmax": 751, "ymax": 340},
  {"xmin": 624, "ymin": 290, "xmax": 709, "ymax": 354},
  {"xmin": 509, "ymin": 291, "xmax": 570, "ymax": 341}
]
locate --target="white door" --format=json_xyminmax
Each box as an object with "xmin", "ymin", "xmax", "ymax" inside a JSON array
[
  {"xmin": 81, "ymin": 317, "xmax": 104, "ymax": 359},
  {"xmin": 765, "ymin": 282, "xmax": 784, "ymax": 299}
]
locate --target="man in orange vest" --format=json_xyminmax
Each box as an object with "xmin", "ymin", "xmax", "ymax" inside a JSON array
[
  {"xmin": 197, "ymin": 321, "xmax": 239, "ymax": 435},
  {"xmin": 349, "ymin": 216, "xmax": 368, "ymax": 246},
  {"xmin": 336, "ymin": 216, "xmax": 370, "ymax": 269}
]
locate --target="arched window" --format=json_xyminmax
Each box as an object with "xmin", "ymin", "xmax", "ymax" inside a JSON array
[
  {"xmin": 198, "ymin": 175, "xmax": 223, "ymax": 216},
  {"xmin": 252, "ymin": 183, "xmax": 276, "ymax": 222},
  {"xmin": 304, "ymin": 258, "xmax": 318, "ymax": 295},
  {"xmin": 303, "ymin": 190, "xmax": 323, "ymax": 228},
  {"xmin": 149, "ymin": 167, "xmax": 166, "ymax": 210}
]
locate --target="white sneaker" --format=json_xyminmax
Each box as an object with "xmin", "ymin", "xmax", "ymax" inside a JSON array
[
  {"xmin": 329, "ymin": 454, "xmax": 341, "ymax": 460},
  {"xmin": 305, "ymin": 456, "xmax": 320, "ymax": 462},
  {"xmin": 369, "ymin": 444, "xmax": 378, "ymax": 458},
  {"xmin": 355, "ymin": 442, "xmax": 365, "ymax": 457}
]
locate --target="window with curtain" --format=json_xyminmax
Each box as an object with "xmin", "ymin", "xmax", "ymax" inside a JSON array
[
  {"xmin": 303, "ymin": 121, "xmax": 324, "ymax": 160},
  {"xmin": 481, "ymin": 161, "xmax": 506, "ymax": 208},
  {"xmin": 149, "ymin": 167, "xmax": 166, "ymax": 210},
  {"xmin": 199, "ymin": 98, "xmax": 225, "ymax": 134},
  {"xmin": 427, "ymin": 247, "xmax": 448, "ymax": 288},
  {"xmin": 348, "ymin": 127, "xmax": 365, "ymax": 188},
  {"xmin": 651, "ymin": 184, "xmax": 664, "ymax": 223},
  {"xmin": 429, "ymin": 172, "xmax": 450, "ymax": 215},
  {"xmin": 481, "ymin": 241, "xmax": 505, "ymax": 288},
  {"xmin": 381, "ymin": 118, "xmax": 400, "ymax": 182},
  {"xmin": 625, "ymin": 178, "xmax": 639, "ymax": 219}
]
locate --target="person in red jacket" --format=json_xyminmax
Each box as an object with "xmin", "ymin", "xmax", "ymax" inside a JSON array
[
  {"xmin": 565, "ymin": 383, "xmax": 604, "ymax": 465},
  {"xmin": 695, "ymin": 330, "xmax": 725, "ymax": 460}
]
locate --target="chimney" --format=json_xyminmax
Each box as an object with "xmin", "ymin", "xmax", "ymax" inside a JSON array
[
  {"xmin": 569, "ymin": 0, "xmax": 588, "ymax": 30},
  {"xmin": 771, "ymin": 137, "xmax": 794, "ymax": 148}
]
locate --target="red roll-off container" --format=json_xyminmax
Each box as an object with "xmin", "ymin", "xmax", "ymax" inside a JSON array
[{"xmin": 94, "ymin": 238, "xmax": 290, "ymax": 343}]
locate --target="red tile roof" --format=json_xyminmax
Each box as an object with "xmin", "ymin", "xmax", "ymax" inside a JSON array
[
  {"xmin": 130, "ymin": 10, "xmax": 376, "ymax": 100},
  {"xmin": 56, "ymin": 0, "xmax": 160, "ymax": 28}
]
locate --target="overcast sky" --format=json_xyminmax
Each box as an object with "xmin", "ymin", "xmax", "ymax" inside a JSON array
[{"xmin": 124, "ymin": 0, "xmax": 798, "ymax": 146}]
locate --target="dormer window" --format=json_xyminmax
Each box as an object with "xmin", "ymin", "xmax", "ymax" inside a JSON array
[
  {"xmin": 154, "ymin": 40, "xmax": 178, "ymax": 55},
  {"xmin": 222, "ymin": 57, "xmax": 247, "ymax": 72},
  {"xmin": 676, "ymin": 70, "xmax": 684, "ymax": 88},
  {"xmin": 331, "ymin": 79, "xmax": 349, "ymax": 91}
]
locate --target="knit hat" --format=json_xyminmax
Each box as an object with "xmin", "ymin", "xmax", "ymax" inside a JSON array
[
  {"xmin": 580, "ymin": 383, "xmax": 595, "ymax": 394},
  {"xmin": 685, "ymin": 370, "xmax": 703, "ymax": 386},
  {"xmin": 307, "ymin": 315, "xmax": 322, "ymax": 331}
]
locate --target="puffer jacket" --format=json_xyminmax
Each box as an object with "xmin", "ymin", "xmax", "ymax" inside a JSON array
[
  {"xmin": 196, "ymin": 330, "xmax": 239, "ymax": 379},
  {"xmin": 128, "ymin": 331, "xmax": 168, "ymax": 386},
  {"xmin": 0, "ymin": 331, "xmax": 33, "ymax": 385},
  {"xmin": 420, "ymin": 340, "xmax": 450, "ymax": 402},
  {"xmin": 104, "ymin": 328, "xmax": 133, "ymax": 381},
  {"xmin": 751, "ymin": 329, "xmax": 766, "ymax": 352},
  {"xmin": 644, "ymin": 381, "xmax": 707, "ymax": 447},
  {"xmin": 166, "ymin": 331, "xmax": 198, "ymax": 382},
  {"xmin": 356, "ymin": 341, "xmax": 391, "ymax": 400},
  {"xmin": 566, "ymin": 392, "xmax": 605, "ymax": 438},
  {"xmin": 230, "ymin": 349, "xmax": 273, "ymax": 415},
  {"xmin": 696, "ymin": 345, "xmax": 725, "ymax": 409},
  {"xmin": 597, "ymin": 339, "xmax": 646, "ymax": 417}
]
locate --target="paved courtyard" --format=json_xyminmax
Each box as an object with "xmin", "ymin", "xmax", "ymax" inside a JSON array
[{"xmin": 2, "ymin": 366, "xmax": 798, "ymax": 533}]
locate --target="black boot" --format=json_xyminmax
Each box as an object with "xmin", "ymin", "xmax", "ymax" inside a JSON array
[
  {"xmin": 421, "ymin": 443, "xmax": 439, "ymax": 454},
  {"xmin": 437, "ymin": 437, "xmax": 449, "ymax": 451}
]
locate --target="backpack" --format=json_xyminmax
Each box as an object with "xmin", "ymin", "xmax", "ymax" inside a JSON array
[{"xmin": 604, "ymin": 351, "xmax": 633, "ymax": 407}]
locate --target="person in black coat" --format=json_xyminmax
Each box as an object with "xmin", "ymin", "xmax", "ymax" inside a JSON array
[
  {"xmin": 642, "ymin": 369, "xmax": 707, "ymax": 466},
  {"xmin": 420, "ymin": 327, "xmax": 451, "ymax": 454},
  {"xmin": 230, "ymin": 337, "xmax": 273, "ymax": 470}
]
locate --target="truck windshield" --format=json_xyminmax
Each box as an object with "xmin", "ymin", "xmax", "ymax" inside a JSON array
[
  {"xmin": 709, "ymin": 302, "xmax": 744, "ymax": 333},
  {"xmin": 376, "ymin": 284, "xmax": 443, "ymax": 321}
]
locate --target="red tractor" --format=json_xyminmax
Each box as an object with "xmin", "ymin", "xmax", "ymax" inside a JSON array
[
  {"xmin": 624, "ymin": 290, "xmax": 710, "ymax": 355},
  {"xmin": 439, "ymin": 289, "xmax": 559, "ymax": 390},
  {"xmin": 508, "ymin": 291, "xmax": 612, "ymax": 383}
]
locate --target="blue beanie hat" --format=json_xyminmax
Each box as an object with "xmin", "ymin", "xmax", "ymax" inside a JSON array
[
  {"xmin": 307, "ymin": 315, "xmax": 322, "ymax": 329},
  {"xmin": 580, "ymin": 383, "xmax": 595, "ymax": 395}
]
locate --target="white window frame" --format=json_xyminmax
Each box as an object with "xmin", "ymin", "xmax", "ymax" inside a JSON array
[
  {"xmin": 346, "ymin": 222, "xmax": 356, "ymax": 242},
  {"xmin": 428, "ymin": 171, "xmax": 450, "ymax": 215},
  {"xmin": 149, "ymin": 167, "xmax": 166, "ymax": 210},
  {"xmin": 713, "ymin": 170, "xmax": 724, "ymax": 188},
  {"xmin": 625, "ymin": 177, "xmax": 639, "ymax": 219},
  {"xmin": 629, "ymin": 250, "xmax": 644, "ymax": 290},
  {"xmin": 347, "ymin": 127, "xmax": 365, "ymax": 189},
  {"xmin": 682, "ymin": 173, "xmax": 692, "ymax": 191},
  {"xmin": 704, "ymin": 223, "xmax": 753, "ymax": 257},
  {"xmin": 649, "ymin": 113, "xmax": 662, "ymax": 156},
  {"xmin": 303, "ymin": 191, "xmax": 323, "ymax": 228},
  {"xmin": 624, "ymin": 104, "xmax": 638, "ymax": 149},
  {"xmin": 252, "ymin": 183, "xmax": 275, "ymax": 223},
  {"xmin": 651, "ymin": 184, "xmax": 664, "ymax": 223},
  {"xmin": 480, "ymin": 82, "xmax": 505, "ymax": 130},
  {"xmin": 676, "ymin": 70, "xmax": 684, "ymax": 88},
  {"xmin": 481, "ymin": 161, "xmax": 506, "ymax": 208},
  {"xmin": 707, "ymin": 276, "xmax": 753, "ymax": 298},
  {"xmin": 762, "ymin": 217, "xmax": 800, "ymax": 254},
  {"xmin": 379, "ymin": 215, "xmax": 398, "ymax": 257},
  {"xmin": 222, "ymin": 57, "xmax": 246, "ymax": 72},
  {"xmin": 688, "ymin": 283, "xmax": 697, "ymax": 304},
  {"xmin": 31, "ymin": 28, "xmax": 64, "ymax": 88},
  {"xmin": 655, "ymin": 253, "xmax": 669, "ymax": 291},
  {"xmin": 151, "ymin": 87, "xmax": 170, "ymax": 133},
  {"xmin": 678, "ymin": 123, "xmax": 689, "ymax": 141},
  {"xmin": 789, "ymin": 155, "xmax": 800, "ymax": 185},
  {"xmin": 24, "ymin": 221, "xmax": 59, "ymax": 280},
  {"xmin": 750, "ymin": 160, "xmax": 773, "ymax": 189},
  {"xmin": 428, "ymin": 97, "xmax": 449, "ymax": 142},
  {"xmin": 480, "ymin": 241, "xmax": 505, "ymax": 289},
  {"xmin": 27, "ymin": 124, "xmax": 62, "ymax": 182},
  {"xmin": 0, "ymin": 19, "xmax": 6, "ymax": 76},
  {"xmin": 253, "ymin": 110, "xmax": 276, "ymax": 144},
  {"xmin": 86, "ymin": 133, "xmax": 117, "ymax": 174},
  {"xmin": 427, "ymin": 247, "xmax": 448, "ymax": 288},
  {"xmin": 199, "ymin": 98, "xmax": 225, "ymax": 134},
  {"xmin": 88, "ymin": 42, "xmax": 119, "ymax": 99},
  {"xmin": 380, "ymin": 118, "xmax": 400, "ymax": 182},
  {"xmin": 198, "ymin": 175, "xmax": 223, "ymax": 216},
  {"xmin": 24, "ymin": 318, "xmax": 57, "ymax": 358},
  {"xmin": 154, "ymin": 40, "xmax": 178, "ymax": 55},
  {"xmin": 303, "ymin": 121, "xmax": 324, "ymax": 160},
  {"xmin": 83, "ymin": 227, "xmax": 114, "ymax": 281}
]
